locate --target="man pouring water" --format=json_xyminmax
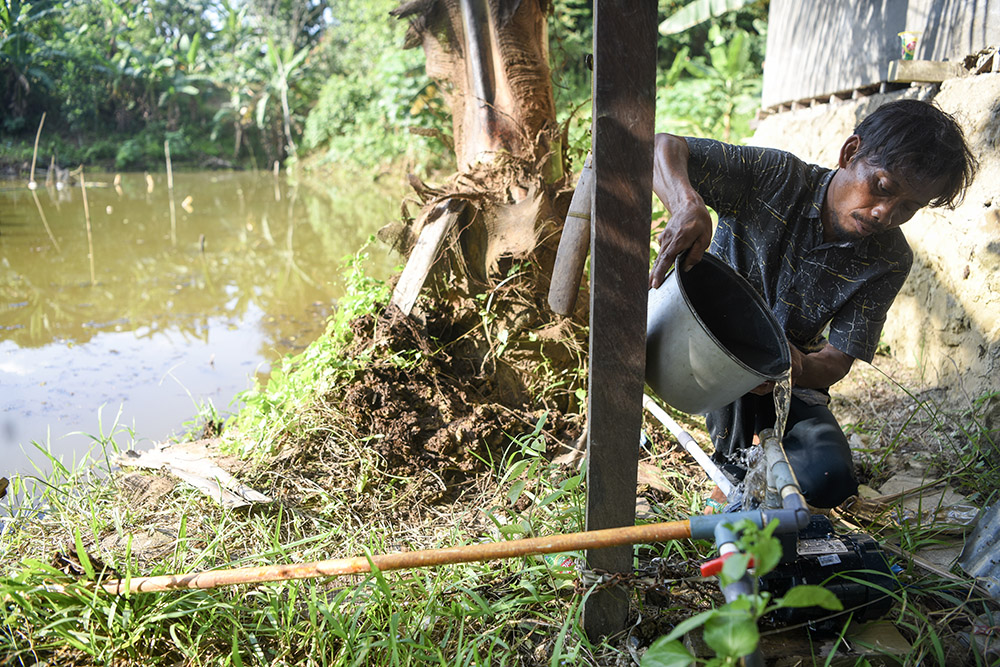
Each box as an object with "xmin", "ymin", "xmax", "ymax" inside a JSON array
[{"xmin": 648, "ymin": 99, "xmax": 976, "ymax": 509}]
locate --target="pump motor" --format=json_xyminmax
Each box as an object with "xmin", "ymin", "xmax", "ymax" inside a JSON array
[{"xmin": 760, "ymin": 514, "xmax": 897, "ymax": 629}]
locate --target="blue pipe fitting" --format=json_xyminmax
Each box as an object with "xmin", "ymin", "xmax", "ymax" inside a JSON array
[{"xmin": 689, "ymin": 507, "xmax": 809, "ymax": 541}]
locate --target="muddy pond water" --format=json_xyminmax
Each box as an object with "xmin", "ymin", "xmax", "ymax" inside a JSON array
[{"xmin": 0, "ymin": 169, "xmax": 405, "ymax": 476}]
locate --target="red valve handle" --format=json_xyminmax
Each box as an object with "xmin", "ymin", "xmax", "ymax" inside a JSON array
[{"xmin": 700, "ymin": 551, "xmax": 754, "ymax": 577}]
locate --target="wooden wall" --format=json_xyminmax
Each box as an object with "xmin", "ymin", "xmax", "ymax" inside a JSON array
[{"xmin": 762, "ymin": 0, "xmax": 999, "ymax": 108}]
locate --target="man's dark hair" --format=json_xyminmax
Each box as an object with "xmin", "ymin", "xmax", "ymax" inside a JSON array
[{"xmin": 853, "ymin": 99, "xmax": 977, "ymax": 208}]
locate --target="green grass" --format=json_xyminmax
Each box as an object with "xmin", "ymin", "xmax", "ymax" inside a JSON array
[
  {"xmin": 0, "ymin": 421, "xmax": 601, "ymax": 666},
  {"xmin": 3, "ymin": 258, "xmax": 997, "ymax": 666},
  {"xmin": 4, "ymin": 380, "xmax": 995, "ymax": 665}
]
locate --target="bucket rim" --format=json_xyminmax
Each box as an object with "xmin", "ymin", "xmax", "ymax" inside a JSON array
[{"xmin": 671, "ymin": 252, "xmax": 790, "ymax": 380}]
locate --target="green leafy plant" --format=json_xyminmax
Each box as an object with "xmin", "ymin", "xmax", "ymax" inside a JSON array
[
  {"xmin": 291, "ymin": 3, "xmax": 460, "ymax": 172},
  {"xmin": 658, "ymin": 24, "xmax": 762, "ymax": 142},
  {"xmin": 488, "ymin": 413, "xmax": 585, "ymax": 540},
  {"xmin": 0, "ymin": 0, "xmax": 61, "ymax": 123},
  {"xmin": 641, "ymin": 519, "xmax": 843, "ymax": 666}
]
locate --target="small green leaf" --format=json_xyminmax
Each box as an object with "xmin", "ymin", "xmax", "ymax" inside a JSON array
[
  {"xmin": 777, "ymin": 585, "xmax": 844, "ymax": 611},
  {"xmin": 724, "ymin": 594, "xmax": 753, "ymax": 611},
  {"xmin": 498, "ymin": 523, "xmax": 526, "ymax": 536},
  {"xmin": 751, "ymin": 538, "xmax": 782, "ymax": 577},
  {"xmin": 73, "ymin": 528, "xmax": 95, "ymax": 580},
  {"xmin": 231, "ymin": 628, "xmax": 244, "ymax": 667},
  {"xmin": 702, "ymin": 607, "xmax": 759, "ymax": 657},
  {"xmin": 537, "ymin": 489, "xmax": 564, "ymax": 507},
  {"xmin": 504, "ymin": 459, "xmax": 531, "ymax": 482},
  {"xmin": 719, "ymin": 552, "xmax": 751, "ymax": 586},
  {"xmin": 560, "ymin": 474, "xmax": 582, "ymax": 492},
  {"xmin": 640, "ymin": 637, "xmax": 695, "ymax": 667},
  {"xmin": 663, "ymin": 609, "xmax": 718, "ymax": 643}
]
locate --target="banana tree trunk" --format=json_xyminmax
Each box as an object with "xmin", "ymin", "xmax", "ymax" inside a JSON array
[
  {"xmin": 390, "ymin": 0, "xmax": 569, "ymax": 297},
  {"xmin": 393, "ymin": 0, "xmax": 559, "ymax": 174}
]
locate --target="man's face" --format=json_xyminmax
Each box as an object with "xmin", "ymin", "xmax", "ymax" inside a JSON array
[{"xmin": 824, "ymin": 136, "xmax": 945, "ymax": 242}]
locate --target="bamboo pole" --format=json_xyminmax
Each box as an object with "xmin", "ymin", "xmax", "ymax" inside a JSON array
[
  {"xmin": 165, "ymin": 140, "xmax": 174, "ymax": 192},
  {"xmin": 80, "ymin": 171, "xmax": 96, "ymax": 285},
  {"xmin": 28, "ymin": 112, "xmax": 46, "ymax": 189},
  {"xmin": 98, "ymin": 519, "xmax": 692, "ymax": 595},
  {"xmin": 273, "ymin": 160, "xmax": 281, "ymax": 202},
  {"xmin": 165, "ymin": 140, "xmax": 177, "ymax": 245},
  {"xmin": 548, "ymin": 152, "xmax": 594, "ymax": 315},
  {"xmin": 31, "ymin": 189, "xmax": 61, "ymax": 252}
]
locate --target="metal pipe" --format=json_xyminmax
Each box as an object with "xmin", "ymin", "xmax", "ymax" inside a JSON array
[
  {"xmin": 720, "ymin": 574, "xmax": 766, "ymax": 667},
  {"xmin": 643, "ymin": 394, "xmax": 738, "ymax": 499},
  {"xmin": 689, "ymin": 507, "xmax": 809, "ymax": 540},
  {"xmin": 759, "ymin": 429, "xmax": 810, "ymax": 529},
  {"xmin": 713, "ymin": 522, "xmax": 741, "ymax": 555}
]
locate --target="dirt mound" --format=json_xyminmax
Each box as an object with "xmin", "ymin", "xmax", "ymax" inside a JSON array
[
  {"xmin": 267, "ymin": 294, "xmax": 585, "ymax": 529},
  {"xmin": 340, "ymin": 359, "xmax": 524, "ymax": 479}
]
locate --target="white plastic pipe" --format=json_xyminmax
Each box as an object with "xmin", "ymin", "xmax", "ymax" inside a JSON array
[{"xmin": 642, "ymin": 393, "xmax": 737, "ymax": 499}]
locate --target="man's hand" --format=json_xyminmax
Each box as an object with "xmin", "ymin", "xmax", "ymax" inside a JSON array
[
  {"xmin": 794, "ymin": 343, "xmax": 854, "ymax": 389},
  {"xmin": 649, "ymin": 201, "xmax": 713, "ymax": 288},
  {"xmin": 747, "ymin": 341, "xmax": 843, "ymax": 396},
  {"xmin": 649, "ymin": 133, "xmax": 715, "ymax": 289}
]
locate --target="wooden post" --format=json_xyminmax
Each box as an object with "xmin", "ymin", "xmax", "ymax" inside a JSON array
[{"xmin": 583, "ymin": 1, "xmax": 657, "ymax": 640}]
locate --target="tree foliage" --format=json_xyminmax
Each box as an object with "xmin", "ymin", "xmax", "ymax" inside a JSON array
[
  {"xmin": 0, "ymin": 0, "xmax": 767, "ymax": 171},
  {"xmin": 1, "ymin": 0, "xmax": 336, "ymax": 166},
  {"xmin": 302, "ymin": 0, "xmax": 450, "ymax": 171}
]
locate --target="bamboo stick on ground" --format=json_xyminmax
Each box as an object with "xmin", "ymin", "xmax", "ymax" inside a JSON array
[{"xmin": 96, "ymin": 520, "xmax": 693, "ymax": 595}]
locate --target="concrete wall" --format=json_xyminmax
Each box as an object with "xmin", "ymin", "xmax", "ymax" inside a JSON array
[
  {"xmin": 751, "ymin": 75, "xmax": 1000, "ymax": 402},
  {"xmin": 762, "ymin": 0, "xmax": 999, "ymax": 108}
]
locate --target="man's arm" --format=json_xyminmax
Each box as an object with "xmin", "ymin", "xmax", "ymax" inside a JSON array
[
  {"xmin": 649, "ymin": 133, "xmax": 714, "ymax": 288},
  {"xmin": 751, "ymin": 342, "xmax": 855, "ymax": 395},
  {"xmin": 791, "ymin": 342, "xmax": 855, "ymax": 389}
]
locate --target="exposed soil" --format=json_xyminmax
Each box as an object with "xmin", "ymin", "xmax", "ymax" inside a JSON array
[{"xmin": 257, "ymin": 288, "xmax": 588, "ymax": 541}]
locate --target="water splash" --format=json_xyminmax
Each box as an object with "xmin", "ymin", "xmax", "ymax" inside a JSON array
[
  {"xmin": 739, "ymin": 443, "xmax": 767, "ymax": 508},
  {"xmin": 741, "ymin": 368, "xmax": 793, "ymax": 509},
  {"xmin": 772, "ymin": 368, "xmax": 793, "ymax": 445}
]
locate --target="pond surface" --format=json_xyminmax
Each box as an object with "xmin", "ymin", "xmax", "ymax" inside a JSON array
[{"xmin": 0, "ymin": 169, "xmax": 405, "ymax": 476}]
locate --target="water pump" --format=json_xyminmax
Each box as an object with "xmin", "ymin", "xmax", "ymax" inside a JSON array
[{"xmin": 761, "ymin": 513, "xmax": 897, "ymax": 629}]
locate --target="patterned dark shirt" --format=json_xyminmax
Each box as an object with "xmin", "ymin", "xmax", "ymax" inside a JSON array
[{"xmin": 685, "ymin": 138, "xmax": 913, "ymax": 366}]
